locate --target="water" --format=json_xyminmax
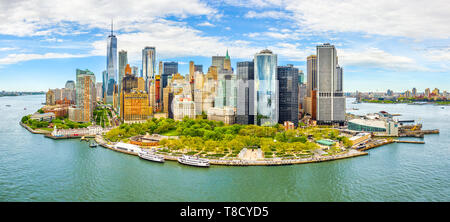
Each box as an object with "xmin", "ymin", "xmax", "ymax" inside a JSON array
[{"xmin": 0, "ymin": 95, "xmax": 449, "ymax": 201}]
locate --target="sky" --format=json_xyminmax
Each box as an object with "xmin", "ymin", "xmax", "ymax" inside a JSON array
[{"xmin": 0, "ymin": 0, "xmax": 449, "ymax": 93}]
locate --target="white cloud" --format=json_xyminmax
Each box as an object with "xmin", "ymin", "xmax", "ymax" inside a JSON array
[
  {"xmin": 244, "ymin": 33, "xmax": 261, "ymax": 38},
  {"xmin": 228, "ymin": 0, "xmax": 450, "ymax": 39},
  {"xmin": 89, "ymin": 19, "xmax": 259, "ymax": 64},
  {"xmin": 0, "ymin": 53, "xmax": 87, "ymax": 65},
  {"xmin": 244, "ymin": 10, "xmax": 290, "ymax": 19},
  {"xmin": 422, "ymin": 47, "xmax": 450, "ymax": 62},
  {"xmin": 338, "ymin": 47, "xmax": 429, "ymax": 71},
  {"xmin": 223, "ymin": 0, "xmax": 284, "ymax": 8},
  {"xmin": 0, "ymin": 47, "xmax": 18, "ymax": 52},
  {"xmin": 287, "ymin": 0, "xmax": 450, "ymax": 39},
  {"xmin": 197, "ymin": 21, "xmax": 215, "ymax": 27},
  {"xmin": 0, "ymin": 0, "xmax": 218, "ymax": 37}
]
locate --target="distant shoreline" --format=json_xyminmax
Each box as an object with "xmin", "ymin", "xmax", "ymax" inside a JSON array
[{"xmin": 0, "ymin": 93, "xmax": 45, "ymax": 98}]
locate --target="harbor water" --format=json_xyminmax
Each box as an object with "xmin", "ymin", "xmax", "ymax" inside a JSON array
[{"xmin": 0, "ymin": 95, "xmax": 449, "ymax": 201}]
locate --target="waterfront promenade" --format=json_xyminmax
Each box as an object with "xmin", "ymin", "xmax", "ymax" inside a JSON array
[{"xmin": 94, "ymin": 134, "xmax": 368, "ymax": 166}]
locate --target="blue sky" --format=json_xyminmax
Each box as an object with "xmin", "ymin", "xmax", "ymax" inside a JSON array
[{"xmin": 0, "ymin": 0, "xmax": 449, "ymax": 93}]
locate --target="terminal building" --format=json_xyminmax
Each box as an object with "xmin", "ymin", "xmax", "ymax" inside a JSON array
[{"xmin": 348, "ymin": 113, "xmax": 399, "ymax": 136}]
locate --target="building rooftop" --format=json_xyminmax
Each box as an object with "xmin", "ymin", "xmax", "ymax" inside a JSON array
[
  {"xmin": 316, "ymin": 139, "xmax": 335, "ymax": 146},
  {"xmin": 349, "ymin": 118, "xmax": 386, "ymax": 129},
  {"xmin": 259, "ymin": 49, "xmax": 272, "ymax": 54}
]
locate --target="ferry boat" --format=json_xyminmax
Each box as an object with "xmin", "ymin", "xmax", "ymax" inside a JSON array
[
  {"xmin": 178, "ymin": 155, "xmax": 210, "ymax": 167},
  {"xmin": 138, "ymin": 151, "xmax": 165, "ymax": 163},
  {"xmin": 114, "ymin": 142, "xmax": 142, "ymax": 154}
]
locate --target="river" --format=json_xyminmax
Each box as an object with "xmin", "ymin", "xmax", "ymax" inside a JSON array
[{"xmin": 0, "ymin": 95, "xmax": 448, "ymax": 201}]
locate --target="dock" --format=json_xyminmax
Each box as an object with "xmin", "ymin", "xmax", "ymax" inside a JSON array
[
  {"xmin": 394, "ymin": 140, "xmax": 425, "ymax": 144},
  {"xmin": 359, "ymin": 140, "xmax": 395, "ymax": 151}
]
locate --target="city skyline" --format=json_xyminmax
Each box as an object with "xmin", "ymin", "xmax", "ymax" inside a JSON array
[{"xmin": 0, "ymin": 0, "xmax": 449, "ymax": 92}]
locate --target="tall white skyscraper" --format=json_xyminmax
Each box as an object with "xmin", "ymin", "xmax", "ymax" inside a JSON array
[
  {"xmin": 316, "ymin": 43, "xmax": 345, "ymax": 125},
  {"xmin": 142, "ymin": 46, "xmax": 156, "ymax": 91}
]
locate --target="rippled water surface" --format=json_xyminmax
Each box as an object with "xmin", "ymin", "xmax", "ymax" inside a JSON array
[{"xmin": 0, "ymin": 95, "xmax": 448, "ymax": 201}]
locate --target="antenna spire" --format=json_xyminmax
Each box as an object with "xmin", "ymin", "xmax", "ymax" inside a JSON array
[{"xmin": 111, "ymin": 19, "xmax": 113, "ymax": 35}]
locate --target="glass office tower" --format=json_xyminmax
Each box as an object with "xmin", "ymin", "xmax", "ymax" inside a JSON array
[
  {"xmin": 106, "ymin": 22, "xmax": 117, "ymax": 104},
  {"xmin": 277, "ymin": 65, "xmax": 299, "ymax": 126},
  {"xmin": 236, "ymin": 61, "xmax": 254, "ymax": 125},
  {"xmin": 254, "ymin": 49, "xmax": 278, "ymax": 126}
]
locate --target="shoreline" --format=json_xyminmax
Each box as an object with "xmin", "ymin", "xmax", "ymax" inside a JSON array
[
  {"xmin": 93, "ymin": 134, "xmax": 369, "ymax": 166},
  {"xmin": 19, "ymin": 121, "xmax": 425, "ymax": 167}
]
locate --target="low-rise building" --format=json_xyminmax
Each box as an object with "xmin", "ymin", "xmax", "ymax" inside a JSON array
[
  {"xmin": 349, "ymin": 133, "xmax": 371, "ymax": 146},
  {"xmin": 348, "ymin": 118, "xmax": 398, "ymax": 136},
  {"xmin": 207, "ymin": 106, "xmax": 235, "ymax": 125},
  {"xmin": 283, "ymin": 121, "xmax": 295, "ymax": 130},
  {"xmin": 30, "ymin": 112, "xmax": 56, "ymax": 122}
]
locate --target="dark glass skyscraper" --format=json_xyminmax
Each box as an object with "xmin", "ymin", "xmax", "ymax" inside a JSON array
[
  {"xmin": 194, "ymin": 65, "xmax": 203, "ymax": 73},
  {"xmin": 236, "ymin": 61, "xmax": 254, "ymax": 125},
  {"xmin": 162, "ymin": 61, "xmax": 178, "ymax": 89},
  {"xmin": 277, "ymin": 65, "xmax": 299, "ymax": 126}
]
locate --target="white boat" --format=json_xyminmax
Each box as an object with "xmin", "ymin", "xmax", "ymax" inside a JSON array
[
  {"xmin": 114, "ymin": 142, "xmax": 142, "ymax": 154},
  {"xmin": 138, "ymin": 151, "xmax": 165, "ymax": 163},
  {"xmin": 178, "ymin": 155, "xmax": 210, "ymax": 167}
]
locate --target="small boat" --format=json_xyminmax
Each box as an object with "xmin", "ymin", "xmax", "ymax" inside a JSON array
[
  {"xmin": 178, "ymin": 155, "xmax": 210, "ymax": 167},
  {"xmin": 5, "ymin": 105, "xmax": 11, "ymax": 107},
  {"xmin": 80, "ymin": 136, "xmax": 89, "ymax": 141},
  {"xmin": 24, "ymin": 108, "xmax": 27, "ymax": 110},
  {"xmin": 89, "ymin": 141, "xmax": 98, "ymax": 148},
  {"xmin": 138, "ymin": 151, "xmax": 165, "ymax": 163}
]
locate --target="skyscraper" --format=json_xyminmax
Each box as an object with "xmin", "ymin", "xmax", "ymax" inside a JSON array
[
  {"xmin": 131, "ymin": 66, "xmax": 139, "ymax": 76},
  {"xmin": 336, "ymin": 65, "xmax": 343, "ymax": 92},
  {"xmin": 101, "ymin": 70, "xmax": 107, "ymax": 102},
  {"xmin": 214, "ymin": 69, "xmax": 236, "ymax": 108},
  {"xmin": 142, "ymin": 46, "xmax": 156, "ymax": 91},
  {"xmin": 236, "ymin": 61, "xmax": 255, "ymax": 125},
  {"xmin": 118, "ymin": 50, "xmax": 128, "ymax": 93},
  {"xmin": 316, "ymin": 43, "xmax": 345, "ymax": 125},
  {"xmin": 69, "ymin": 69, "xmax": 96, "ymax": 122},
  {"xmin": 162, "ymin": 61, "xmax": 178, "ymax": 89},
  {"xmin": 306, "ymin": 55, "xmax": 317, "ymax": 97},
  {"xmin": 194, "ymin": 65, "xmax": 203, "ymax": 73},
  {"xmin": 106, "ymin": 21, "xmax": 117, "ymax": 104},
  {"xmin": 277, "ymin": 65, "xmax": 299, "ymax": 126},
  {"xmin": 65, "ymin": 80, "xmax": 75, "ymax": 90},
  {"xmin": 298, "ymin": 70, "xmax": 304, "ymax": 85},
  {"xmin": 305, "ymin": 55, "xmax": 317, "ymax": 119},
  {"xmin": 254, "ymin": 49, "xmax": 278, "ymax": 126},
  {"xmin": 212, "ymin": 56, "xmax": 226, "ymax": 70}
]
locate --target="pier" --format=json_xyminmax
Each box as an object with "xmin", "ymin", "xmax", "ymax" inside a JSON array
[
  {"xmin": 359, "ymin": 140, "xmax": 395, "ymax": 151},
  {"xmin": 394, "ymin": 140, "xmax": 425, "ymax": 144}
]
